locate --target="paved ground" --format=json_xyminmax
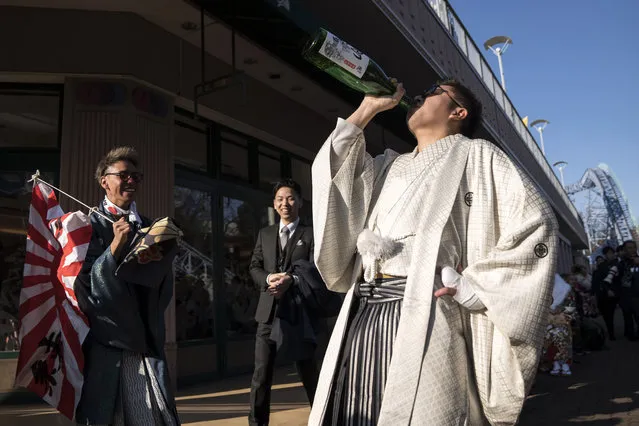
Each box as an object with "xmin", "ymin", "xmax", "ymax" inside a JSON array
[
  {"xmin": 0, "ymin": 367, "xmax": 310, "ymax": 426},
  {"xmin": 519, "ymin": 329, "xmax": 639, "ymax": 425},
  {"xmin": 1, "ymin": 315, "xmax": 637, "ymax": 425}
]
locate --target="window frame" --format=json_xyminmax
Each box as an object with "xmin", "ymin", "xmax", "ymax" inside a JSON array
[{"xmin": 0, "ymin": 83, "xmax": 63, "ymax": 356}]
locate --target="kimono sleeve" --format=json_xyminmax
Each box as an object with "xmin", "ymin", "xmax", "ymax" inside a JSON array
[
  {"xmin": 461, "ymin": 153, "xmax": 559, "ymax": 424},
  {"xmin": 74, "ymin": 218, "xmax": 147, "ymax": 351},
  {"xmin": 311, "ymin": 118, "xmax": 387, "ymax": 292}
]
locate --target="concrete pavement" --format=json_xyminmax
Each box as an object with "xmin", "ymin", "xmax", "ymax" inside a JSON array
[
  {"xmin": 0, "ymin": 367, "xmax": 310, "ymax": 425},
  {"xmin": 1, "ymin": 317, "xmax": 637, "ymax": 425},
  {"xmin": 519, "ymin": 333, "xmax": 639, "ymax": 425}
]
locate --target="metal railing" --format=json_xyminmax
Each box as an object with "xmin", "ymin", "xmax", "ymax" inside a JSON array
[
  {"xmin": 173, "ymin": 240, "xmax": 236, "ymax": 299},
  {"xmin": 425, "ymin": 0, "xmax": 582, "ymax": 225}
]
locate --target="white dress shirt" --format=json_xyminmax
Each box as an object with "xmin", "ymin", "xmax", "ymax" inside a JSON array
[{"xmin": 279, "ymin": 217, "xmax": 300, "ymax": 240}]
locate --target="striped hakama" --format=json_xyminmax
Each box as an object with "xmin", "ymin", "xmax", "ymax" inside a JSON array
[
  {"xmin": 326, "ymin": 278, "xmax": 406, "ymax": 426},
  {"xmin": 83, "ymin": 351, "xmax": 179, "ymax": 426}
]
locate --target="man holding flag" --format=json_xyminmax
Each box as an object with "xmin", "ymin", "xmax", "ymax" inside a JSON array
[
  {"xmin": 16, "ymin": 146, "xmax": 180, "ymax": 425},
  {"xmin": 74, "ymin": 146, "xmax": 179, "ymax": 425}
]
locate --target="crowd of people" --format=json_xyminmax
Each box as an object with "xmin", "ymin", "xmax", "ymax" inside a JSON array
[{"xmin": 540, "ymin": 240, "xmax": 639, "ymax": 378}]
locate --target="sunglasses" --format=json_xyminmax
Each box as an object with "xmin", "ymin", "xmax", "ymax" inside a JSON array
[
  {"xmin": 419, "ymin": 84, "xmax": 464, "ymax": 109},
  {"xmin": 104, "ymin": 171, "xmax": 144, "ymax": 183}
]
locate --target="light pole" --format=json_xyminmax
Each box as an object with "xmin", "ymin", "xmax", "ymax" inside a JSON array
[
  {"xmin": 530, "ymin": 119, "xmax": 550, "ymax": 156},
  {"xmin": 553, "ymin": 161, "xmax": 568, "ymax": 186},
  {"xmin": 483, "ymin": 36, "xmax": 512, "ymax": 91}
]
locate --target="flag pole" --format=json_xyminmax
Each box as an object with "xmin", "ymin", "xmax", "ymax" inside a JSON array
[{"xmin": 28, "ymin": 170, "xmax": 115, "ymax": 224}]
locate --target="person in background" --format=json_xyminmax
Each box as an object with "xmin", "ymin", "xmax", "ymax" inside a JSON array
[
  {"xmin": 542, "ymin": 274, "xmax": 577, "ymax": 376},
  {"xmin": 563, "ymin": 274, "xmax": 587, "ymax": 356},
  {"xmin": 624, "ymin": 253, "xmax": 639, "ymax": 339},
  {"xmin": 617, "ymin": 240, "xmax": 638, "ymax": 340},
  {"xmin": 592, "ymin": 246, "xmax": 620, "ymax": 340},
  {"xmin": 248, "ymin": 179, "xmax": 319, "ymax": 426},
  {"xmin": 572, "ymin": 264, "xmax": 598, "ymax": 318}
]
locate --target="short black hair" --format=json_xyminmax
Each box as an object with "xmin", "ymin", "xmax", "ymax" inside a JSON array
[
  {"xmin": 95, "ymin": 146, "xmax": 139, "ymax": 183},
  {"xmin": 273, "ymin": 178, "xmax": 302, "ymax": 200},
  {"xmin": 437, "ymin": 78, "xmax": 483, "ymax": 137},
  {"xmin": 595, "ymin": 255, "xmax": 604, "ymax": 262},
  {"xmin": 623, "ymin": 240, "xmax": 636, "ymax": 248},
  {"xmin": 602, "ymin": 246, "xmax": 614, "ymax": 255}
]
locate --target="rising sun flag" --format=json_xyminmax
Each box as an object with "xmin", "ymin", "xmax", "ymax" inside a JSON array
[{"xmin": 14, "ymin": 181, "xmax": 92, "ymax": 420}]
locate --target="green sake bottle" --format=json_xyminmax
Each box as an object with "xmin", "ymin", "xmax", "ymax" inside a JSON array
[{"xmin": 302, "ymin": 28, "xmax": 412, "ymax": 111}]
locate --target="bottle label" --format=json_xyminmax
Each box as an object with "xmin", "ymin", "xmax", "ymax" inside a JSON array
[{"xmin": 318, "ymin": 30, "xmax": 370, "ymax": 78}]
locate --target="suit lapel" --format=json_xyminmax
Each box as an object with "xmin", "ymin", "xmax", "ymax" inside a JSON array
[
  {"xmin": 263, "ymin": 224, "xmax": 279, "ymax": 271},
  {"xmin": 284, "ymin": 225, "xmax": 305, "ymax": 270}
]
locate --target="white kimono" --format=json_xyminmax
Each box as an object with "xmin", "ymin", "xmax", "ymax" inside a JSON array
[{"xmin": 310, "ymin": 119, "xmax": 558, "ymax": 425}]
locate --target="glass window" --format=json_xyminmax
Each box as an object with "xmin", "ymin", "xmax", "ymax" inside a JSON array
[
  {"xmin": 0, "ymin": 90, "xmax": 60, "ymax": 148},
  {"xmin": 173, "ymin": 186, "xmax": 215, "ymax": 342},
  {"xmin": 1, "ymin": 171, "xmax": 56, "ymax": 352},
  {"xmin": 448, "ymin": 12, "xmax": 468, "ymax": 55},
  {"xmin": 516, "ymin": 116, "xmax": 524, "ymax": 138},
  {"xmin": 428, "ymin": 0, "xmax": 448, "ymax": 28},
  {"xmin": 223, "ymin": 197, "xmax": 261, "ymax": 340},
  {"xmin": 175, "ymin": 122, "xmax": 207, "ymax": 172},
  {"xmin": 504, "ymin": 99, "xmax": 514, "ymax": 123},
  {"xmin": 493, "ymin": 80, "xmax": 505, "ymax": 110},
  {"xmin": 261, "ymin": 206, "xmax": 277, "ymax": 229},
  {"xmin": 481, "ymin": 60, "xmax": 494, "ymax": 94},
  {"xmin": 291, "ymin": 158, "xmax": 312, "ymax": 202},
  {"xmin": 467, "ymin": 43, "xmax": 482, "ymax": 76},
  {"xmin": 258, "ymin": 145, "xmax": 281, "ymax": 192},
  {"xmin": 221, "ymin": 131, "xmax": 249, "ymax": 182}
]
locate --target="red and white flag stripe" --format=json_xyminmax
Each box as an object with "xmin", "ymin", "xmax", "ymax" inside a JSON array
[{"xmin": 15, "ymin": 182, "xmax": 92, "ymax": 420}]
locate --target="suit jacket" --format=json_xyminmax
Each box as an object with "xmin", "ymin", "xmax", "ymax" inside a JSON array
[
  {"xmin": 73, "ymin": 203, "xmax": 177, "ymax": 424},
  {"xmin": 249, "ymin": 222, "xmax": 314, "ymax": 323}
]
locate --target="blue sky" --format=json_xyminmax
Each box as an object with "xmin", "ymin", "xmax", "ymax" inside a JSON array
[{"xmin": 449, "ymin": 0, "xmax": 639, "ymax": 222}]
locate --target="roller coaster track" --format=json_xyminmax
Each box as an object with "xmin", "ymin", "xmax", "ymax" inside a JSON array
[{"xmin": 565, "ymin": 164, "xmax": 637, "ymax": 248}]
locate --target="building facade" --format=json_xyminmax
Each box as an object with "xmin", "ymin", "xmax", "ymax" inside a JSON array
[{"xmin": 0, "ymin": 0, "xmax": 588, "ymax": 397}]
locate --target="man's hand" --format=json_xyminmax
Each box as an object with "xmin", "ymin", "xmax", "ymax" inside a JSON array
[
  {"xmin": 268, "ymin": 273, "xmax": 293, "ymax": 299},
  {"xmin": 110, "ymin": 217, "xmax": 131, "ymax": 259},
  {"xmin": 434, "ymin": 286, "xmax": 457, "ymax": 298},
  {"xmin": 361, "ymin": 81, "xmax": 405, "ymax": 114},
  {"xmin": 434, "ymin": 264, "xmax": 463, "ymax": 298},
  {"xmin": 347, "ymin": 82, "xmax": 405, "ymax": 130},
  {"xmin": 267, "ymin": 273, "xmax": 285, "ymax": 288}
]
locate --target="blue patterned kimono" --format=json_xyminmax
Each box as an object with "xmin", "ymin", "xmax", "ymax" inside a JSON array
[{"xmin": 74, "ymin": 202, "xmax": 179, "ymax": 425}]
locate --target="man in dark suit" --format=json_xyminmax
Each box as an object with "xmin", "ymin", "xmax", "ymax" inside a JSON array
[{"xmin": 248, "ymin": 179, "xmax": 319, "ymax": 426}]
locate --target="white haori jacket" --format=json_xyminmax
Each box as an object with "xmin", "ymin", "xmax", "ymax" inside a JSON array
[{"xmin": 309, "ymin": 119, "xmax": 558, "ymax": 425}]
